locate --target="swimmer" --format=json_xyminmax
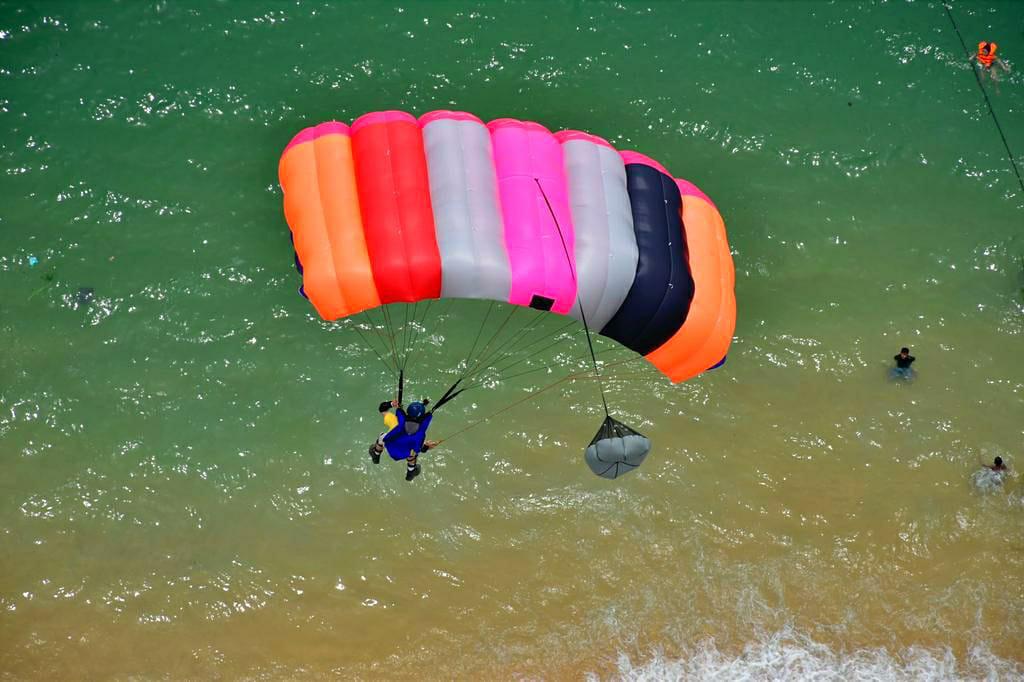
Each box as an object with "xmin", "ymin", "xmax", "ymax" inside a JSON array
[
  {"xmin": 971, "ymin": 42, "xmax": 1010, "ymax": 83},
  {"xmin": 890, "ymin": 347, "xmax": 915, "ymax": 381},
  {"xmin": 985, "ymin": 456, "xmax": 1008, "ymax": 473},
  {"xmin": 972, "ymin": 455, "xmax": 1010, "ymax": 493}
]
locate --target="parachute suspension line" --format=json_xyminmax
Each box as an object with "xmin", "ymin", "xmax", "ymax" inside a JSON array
[
  {"xmin": 435, "ymin": 297, "xmax": 456, "ymax": 323},
  {"xmin": 351, "ymin": 313, "xmax": 399, "ymax": 379},
  {"xmin": 400, "ymin": 301, "xmax": 422, "ymax": 372},
  {"xmin": 465, "ymin": 304, "xmax": 522, "ymax": 376},
  {"xmin": 377, "ymin": 305, "xmax": 404, "ymax": 373},
  {"xmin": 486, "ymin": 344, "xmax": 627, "ymax": 387},
  {"xmin": 460, "ymin": 309, "xmax": 548, "ymax": 383},
  {"xmin": 461, "ymin": 318, "xmax": 557, "ymax": 388},
  {"xmin": 485, "ymin": 305, "xmax": 566, "ymax": 368},
  {"xmin": 389, "ymin": 305, "xmax": 406, "ymax": 369},
  {"xmin": 440, "ymin": 351, "xmax": 639, "ymax": 444},
  {"xmin": 472, "ymin": 345, "xmax": 627, "ymax": 393},
  {"xmin": 429, "ymin": 299, "xmax": 498, "ymax": 414},
  {"xmin": 467, "ymin": 309, "xmax": 537, "ymax": 369},
  {"xmin": 498, "ymin": 309, "xmax": 555, "ymax": 356},
  {"xmin": 942, "ymin": 3, "xmax": 1024, "ymax": 197},
  {"xmin": 456, "ymin": 302, "xmax": 523, "ymax": 386},
  {"xmin": 437, "ymin": 374, "xmax": 578, "ymax": 445},
  {"xmin": 401, "ymin": 298, "xmax": 435, "ymax": 374},
  {"xmin": 462, "ymin": 295, "xmax": 576, "ymax": 391},
  {"xmin": 463, "ymin": 325, "xmax": 583, "ymax": 390},
  {"xmin": 365, "ymin": 309, "xmax": 403, "ymax": 375},
  {"xmin": 399, "ymin": 302, "xmax": 412, "ymax": 370},
  {"xmin": 399, "ymin": 302, "xmax": 413, "ymax": 371},
  {"xmin": 534, "ymin": 178, "xmax": 611, "ymax": 418},
  {"xmin": 352, "ymin": 300, "xmax": 439, "ymax": 397},
  {"xmin": 413, "ymin": 299, "xmax": 431, "ymax": 341},
  {"xmin": 433, "ymin": 298, "xmax": 550, "ymax": 409},
  {"xmin": 464, "ymin": 300, "xmax": 496, "ymax": 372},
  {"xmin": 437, "ymin": 352, "xmax": 656, "ymax": 445},
  {"xmin": 497, "ymin": 317, "xmax": 580, "ymax": 362},
  {"xmin": 426, "ymin": 297, "xmax": 457, "ymax": 359},
  {"xmin": 459, "ymin": 305, "xmax": 603, "ymax": 392}
]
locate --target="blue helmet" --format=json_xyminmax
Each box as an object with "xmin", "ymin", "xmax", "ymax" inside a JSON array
[{"xmin": 406, "ymin": 401, "xmax": 426, "ymax": 419}]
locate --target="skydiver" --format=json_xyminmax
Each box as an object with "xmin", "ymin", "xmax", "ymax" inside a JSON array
[
  {"xmin": 370, "ymin": 399, "xmax": 437, "ymax": 481},
  {"xmin": 890, "ymin": 347, "xmax": 915, "ymax": 381}
]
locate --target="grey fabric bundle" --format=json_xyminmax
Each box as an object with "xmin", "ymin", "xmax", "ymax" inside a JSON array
[{"xmin": 584, "ymin": 416, "xmax": 651, "ymax": 479}]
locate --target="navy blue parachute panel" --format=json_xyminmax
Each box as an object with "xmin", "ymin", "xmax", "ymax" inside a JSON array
[{"xmin": 599, "ymin": 164, "xmax": 694, "ymax": 355}]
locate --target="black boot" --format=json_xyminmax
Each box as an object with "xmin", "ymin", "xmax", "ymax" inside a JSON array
[
  {"xmin": 368, "ymin": 444, "xmax": 381, "ymax": 464},
  {"xmin": 405, "ymin": 464, "xmax": 421, "ymax": 481}
]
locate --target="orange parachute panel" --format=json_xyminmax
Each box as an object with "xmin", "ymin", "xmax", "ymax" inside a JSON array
[
  {"xmin": 645, "ymin": 193, "xmax": 736, "ymax": 382},
  {"xmin": 278, "ymin": 123, "xmax": 380, "ymax": 320}
]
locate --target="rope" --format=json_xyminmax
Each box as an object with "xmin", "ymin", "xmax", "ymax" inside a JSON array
[
  {"xmin": 401, "ymin": 298, "xmax": 434, "ymax": 374},
  {"xmin": 943, "ymin": 3, "xmax": 1024, "ymax": 197},
  {"xmin": 464, "ymin": 300, "xmax": 495, "ymax": 371},
  {"xmin": 534, "ymin": 178, "xmax": 611, "ymax": 417},
  {"xmin": 484, "ymin": 344, "xmax": 623, "ymax": 387},
  {"xmin": 399, "ymin": 302, "xmax": 413, "ymax": 371},
  {"xmin": 461, "ymin": 304, "xmax": 521, "ymax": 379},
  {"xmin": 436, "ymin": 354, "xmax": 649, "ymax": 446},
  {"xmin": 350, "ymin": 315, "xmax": 398, "ymax": 379},
  {"xmin": 460, "ymin": 309, "xmax": 548, "ymax": 383},
  {"xmin": 378, "ymin": 305, "xmax": 403, "ymax": 372},
  {"xmin": 464, "ymin": 322, "xmax": 581, "ymax": 389},
  {"xmin": 436, "ymin": 374, "xmax": 577, "ymax": 444}
]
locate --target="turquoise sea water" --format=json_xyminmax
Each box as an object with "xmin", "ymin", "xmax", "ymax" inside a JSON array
[{"xmin": 2, "ymin": 1, "xmax": 1023, "ymax": 678}]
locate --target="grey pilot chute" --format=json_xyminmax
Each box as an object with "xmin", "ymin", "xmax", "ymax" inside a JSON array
[{"xmin": 584, "ymin": 416, "xmax": 651, "ymax": 479}]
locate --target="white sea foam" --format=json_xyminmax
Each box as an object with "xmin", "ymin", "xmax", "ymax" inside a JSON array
[
  {"xmin": 597, "ymin": 629, "xmax": 1022, "ymax": 681},
  {"xmin": 971, "ymin": 467, "xmax": 1007, "ymax": 494}
]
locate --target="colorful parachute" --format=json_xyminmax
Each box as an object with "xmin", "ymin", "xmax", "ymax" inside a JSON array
[{"xmin": 278, "ymin": 110, "xmax": 735, "ymax": 384}]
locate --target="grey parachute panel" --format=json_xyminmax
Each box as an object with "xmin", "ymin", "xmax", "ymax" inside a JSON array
[
  {"xmin": 563, "ymin": 139, "xmax": 639, "ymax": 331},
  {"xmin": 421, "ymin": 116, "xmax": 512, "ymax": 301},
  {"xmin": 584, "ymin": 416, "xmax": 651, "ymax": 479}
]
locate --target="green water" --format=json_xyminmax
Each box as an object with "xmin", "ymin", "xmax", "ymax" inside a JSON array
[{"xmin": 2, "ymin": 1, "xmax": 1023, "ymax": 678}]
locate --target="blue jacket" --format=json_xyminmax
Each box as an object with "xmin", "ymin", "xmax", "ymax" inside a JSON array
[{"xmin": 382, "ymin": 408, "xmax": 433, "ymax": 461}]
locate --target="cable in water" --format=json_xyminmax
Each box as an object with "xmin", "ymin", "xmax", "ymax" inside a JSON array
[{"xmin": 942, "ymin": 2, "xmax": 1024, "ymax": 197}]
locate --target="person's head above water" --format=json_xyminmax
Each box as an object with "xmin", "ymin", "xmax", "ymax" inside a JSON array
[
  {"xmin": 981, "ymin": 42, "xmax": 993, "ymax": 54},
  {"xmin": 899, "ymin": 347, "xmax": 910, "ymax": 356},
  {"xmin": 406, "ymin": 401, "xmax": 426, "ymax": 420},
  {"xmin": 994, "ymin": 456, "xmax": 1003, "ymax": 467}
]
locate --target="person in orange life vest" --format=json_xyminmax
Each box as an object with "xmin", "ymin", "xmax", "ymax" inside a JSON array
[{"xmin": 971, "ymin": 42, "xmax": 1010, "ymax": 79}]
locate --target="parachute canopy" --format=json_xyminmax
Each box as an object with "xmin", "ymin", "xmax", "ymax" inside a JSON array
[{"xmin": 278, "ymin": 110, "xmax": 735, "ymax": 383}]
